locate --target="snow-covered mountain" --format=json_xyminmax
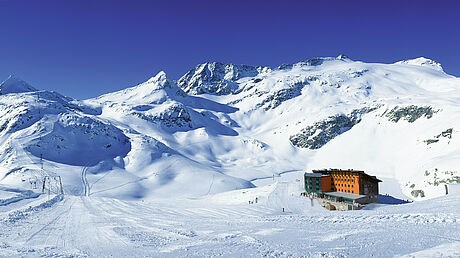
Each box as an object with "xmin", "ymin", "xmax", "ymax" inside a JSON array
[
  {"xmin": 177, "ymin": 62, "xmax": 270, "ymax": 95},
  {"xmin": 1, "ymin": 56, "xmax": 459, "ymax": 200}
]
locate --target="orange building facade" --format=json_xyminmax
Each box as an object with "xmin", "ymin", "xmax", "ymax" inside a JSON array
[{"xmin": 305, "ymin": 169, "xmax": 382, "ymax": 204}]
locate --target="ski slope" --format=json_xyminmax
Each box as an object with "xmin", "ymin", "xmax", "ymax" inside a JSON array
[{"xmin": 0, "ymin": 183, "xmax": 459, "ymax": 257}]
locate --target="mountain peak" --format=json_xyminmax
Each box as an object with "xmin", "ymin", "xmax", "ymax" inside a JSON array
[
  {"xmin": 337, "ymin": 54, "xmax": 350, "ymax": 60},
  {"xmin": 395, "ymin": 57, "xmax": 443, "ymax": 72},
  {"xmin": 0, "ymin": 75, "xmax": 37, "ymax": 94},
  {"xmin": 177, "ymin": 62, "xmax": 268, "ymax": 95},
  {"xmin": 147, "ymin": 71, "xmax": 167, "ymax": 83},
  {"xmin": 278, "ymin": 56, "xmax": 353, "ymax": 70}
]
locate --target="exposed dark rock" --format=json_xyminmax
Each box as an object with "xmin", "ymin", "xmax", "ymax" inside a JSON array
[
  {"xmin": 256, "ymin": 81, "xmax": 306, "ymax": 110},
  {"xmin": 411, "ymin": 189, "xmax": 425, "ymax": 198},
  {"xmin": 131, "ymin": 104, "xmax": 193, "ymax": 128},
  {"xmin": 424, "ymin": 128, "xmax": 453, "ymax": 145},
  {"xmin": 383, "ymin": 105, "xmax": 438, "ymax": 123},
  {"xmin": 289, "ymin": 106, "xmax": 378, "ymax": 149},
  {"xmin": 177, "ymin": 62, "xmax": 266, "ymax": 95}
]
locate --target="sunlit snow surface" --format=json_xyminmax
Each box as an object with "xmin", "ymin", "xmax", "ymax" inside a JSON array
[
  {"xmin": 0, "ymin": 56, "xmax": 460, "ymax": 256},
  {"xmin": 0, "ymin": 183, "xmax": 459, "ymax": 257}
]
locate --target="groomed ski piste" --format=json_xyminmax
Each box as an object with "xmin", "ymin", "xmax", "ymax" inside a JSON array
[
  {"xmin": 0, "ymin": 181, "xmax": 459, "ymax": 257},
  {"xmin": 1, "ymin": 56, "xmax": 460, "ymax": 257}
]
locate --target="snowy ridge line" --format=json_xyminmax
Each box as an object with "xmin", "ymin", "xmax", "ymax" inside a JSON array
[{"xmin": 1, "ymin": 194, "xmax": 63, "ymax": 225}]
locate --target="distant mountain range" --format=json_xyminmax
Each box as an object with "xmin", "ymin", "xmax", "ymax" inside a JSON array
[{"xmin": 1, "ymin": 56, "xmax": 459, "ymax": 200}]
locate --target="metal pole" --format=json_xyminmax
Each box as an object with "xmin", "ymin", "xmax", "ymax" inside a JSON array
[
  {"xmin": 42, "ymin": 177, "xmax": 46, "ymax": 193},
  {"xmin": 58, "ymin": 176, "xmax": 64, "ymax": 195}
]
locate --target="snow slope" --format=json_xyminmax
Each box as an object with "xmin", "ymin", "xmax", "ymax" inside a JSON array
[
  {"xmin": 0, "ymin": 56, "xmax": 460, "ymax": 256},
  {"xmin": 0, "ymin": 182, "xmax": 458, "ymax": 257},
  {"xmin": 1, "ymin": 56, "xmax": 460, "ymax": 201}
]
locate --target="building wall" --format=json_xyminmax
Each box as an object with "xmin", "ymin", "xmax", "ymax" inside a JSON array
[
  {"xmin": 307, "ymin": 170, "xmax": 381, "ymax": 204},
  {"xmin": 305, "ymin": 176, "xmax": 322, "ymax": 193},
  {"xmin": 330, "ymin": 171, "xmax": 360, "ymax": 194},
  {"xmin": 321, "ymin": 176, "xmax": 332, "ymax": 192},
  {"xmin": 359, "ymin": 175, "xmax": 379, "ymax": 196}
]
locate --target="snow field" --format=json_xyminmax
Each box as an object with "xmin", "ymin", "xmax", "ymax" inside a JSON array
[{"xmin": 0, "ymin": 183, "xmax": 458, "ymax": 257}]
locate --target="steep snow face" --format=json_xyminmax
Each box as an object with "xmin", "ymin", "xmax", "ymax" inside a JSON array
[
  {"xmin": 25, "ymin": 113, "xmax": 131, "ymax": 166},
  {"xmin": 0, "ymin": 85, "xmax": 132, "ymax": 188},
  {"xmin": 89, "ymin": 71, "xmax": 195, "ymax": 131},
  {"xmin": 0, "ymin": 76, "xmax": 37, "ymax": 94},
  {"xmin": 0, "ymin": 91, "xmax": 86, "ymax": 136},
  {"xmin": 177, "ymin": 62, "xmax": 270, "ymax": 95},
  {"xmin": 95, "ymin": 71, "xmax": 186, "ymax": 104},
  {"xmin": 87, "ymin": 71, "xmax": 238, "ymax": 135}
]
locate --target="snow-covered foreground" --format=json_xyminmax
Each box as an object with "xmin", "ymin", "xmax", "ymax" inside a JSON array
[{"xmin": 1, "ymin": 183, "xmax": 459, "ymax": 257}]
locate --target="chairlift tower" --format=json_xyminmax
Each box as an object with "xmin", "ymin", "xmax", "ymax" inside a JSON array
[{"xmin": 42, "ymin": 175, "xmax": 64, "ymax": 196}]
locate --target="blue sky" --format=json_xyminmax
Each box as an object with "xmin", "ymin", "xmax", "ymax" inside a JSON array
[{"xmin": 0, "ymin": 0, "xmax": 459, "ymax": 99}]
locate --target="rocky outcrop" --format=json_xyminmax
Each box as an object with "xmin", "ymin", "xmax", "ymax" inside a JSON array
[
  {"xmin": 255, "ymin": 81, "xmax": 306, "ymax": 110},
  {"xmin": 383, "ymin": 105, "xmax": 438, "ymax": 123},
  {"xmin": 424, "ymin": 128, "xmax": 453, "ymax": 145},
  {"xmin": 131, "ymin": 103, "xmax": 193, "ymax": 128},
  {"xmin": 289, "ymin": 107, "xmax": 378, "ymax": 149},
  {"xmin": 177, "ymin": 62, "xmax": 269, "ymax": 95}
]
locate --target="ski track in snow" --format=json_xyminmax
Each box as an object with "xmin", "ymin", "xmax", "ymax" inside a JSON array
[
  {"xmin": 80, "ymin": 166, "xmax": 90, "ymax": 197},
  {"xmin": 0, "ymin": 184, "xmax": 458, "ymax": 257}
]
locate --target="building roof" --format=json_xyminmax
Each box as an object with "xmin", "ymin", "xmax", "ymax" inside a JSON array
[
  {"xmin": 312, "ymin": 168, "xmax": 364, "ymax": 173},
  {"xmin": 323, "ymin": 191, "xmax": 367, "ymax": 200},
  {"xmin": 304, "ymin": 173, "xmax": 329, "ymax": 177},
  {"xmin": 312, "ymin": 168, "xmax": 382, "ymax": 182}
]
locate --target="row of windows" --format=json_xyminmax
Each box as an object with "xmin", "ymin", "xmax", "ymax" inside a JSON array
[
  {"xmin": 331, "ymin": 182, "xmax": 354, "ymax": 188},
  {"xmin": 332, "ymin": 178, "xmax": 356, "ymax": 183},
  {"xmin": 332, "ymin": 175, "xmax": 356, "ymax": 178},
  {"xmin": 332, "ymin": 188, "xmax": 355, "ymax": 194}
]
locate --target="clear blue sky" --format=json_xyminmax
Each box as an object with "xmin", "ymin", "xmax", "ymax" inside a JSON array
[{"xmin": 0, "ymin": 0, "xmax": 459, "ymax": 99}]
